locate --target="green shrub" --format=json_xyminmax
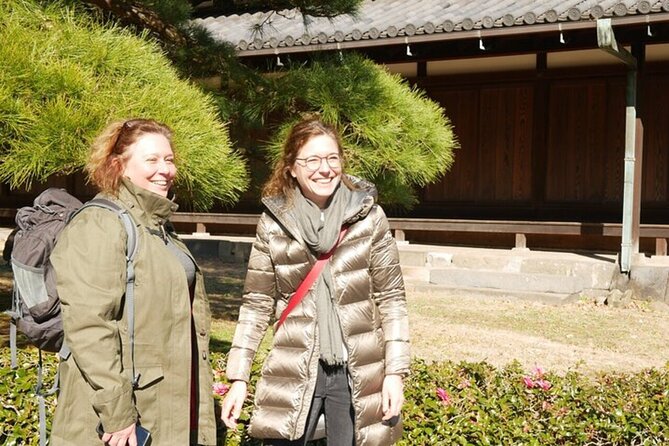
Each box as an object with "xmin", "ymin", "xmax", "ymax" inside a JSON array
[
  {"xmin": 0, "ymin": 349, "xmax": 58, "ymax": 446},
  {"xmin": 3, "ymin": 349, "xmax": 668, "ymax": 445},
  {"xmin": 400, "ymin": 359, "xmax": 669, "ymax": 445},
  {"xmin": 0, "ymin": 0, "xmax": 248, "ymax": 210}
]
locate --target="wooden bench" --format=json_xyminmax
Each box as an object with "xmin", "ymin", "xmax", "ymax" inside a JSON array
[
  {"xmin": 2, "ymin": 208, "xmax": 667, "ymax": 256},
  {"xmin": 170, "ymin": 212, "xmax": 669, "ymax": 256},
  {"xmin": 387, "ymin": 218, "xmax": 669, "ymax": 255},
  {"xmin": 170, "ymin": 212, "xmax": 260, "ymax": 234}
]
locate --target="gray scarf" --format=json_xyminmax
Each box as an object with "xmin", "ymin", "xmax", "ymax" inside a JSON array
[{"xmin": 292, "ymin": 183, "xmax": 352, "ymax": 366}]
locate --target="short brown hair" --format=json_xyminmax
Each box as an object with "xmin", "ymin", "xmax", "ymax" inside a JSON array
[
  {"xmin": 86, "ymin": 118, "xmax": 173, "ymax": 194},
  {"xmin": 262, "ymin": 117, "xmax": 354, "ymax": 200}
]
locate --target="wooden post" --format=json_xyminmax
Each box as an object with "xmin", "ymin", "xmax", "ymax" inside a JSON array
[
  {"xmin": 394, "ymin": 229, "xmax": 405, "ymax": 242},
  {"xmin": 656, "ymin": 238, "xmax": 667, "ymax": 256},
  {"xmin": 598, "ymin": 18, "xmax": 638, "ymax": 273},
  {"xmin": 196, "ymin": 222, "xmax": 207, "ymax": 234}
]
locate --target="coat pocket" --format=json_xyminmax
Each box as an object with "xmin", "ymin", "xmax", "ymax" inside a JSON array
[
  {"xmin": 136, "ymin": 365, "xmax": 164, "ymax": 390},
  {"xmin": 134, "ymin": 365, "xmax": 163, "ymax": 427}
]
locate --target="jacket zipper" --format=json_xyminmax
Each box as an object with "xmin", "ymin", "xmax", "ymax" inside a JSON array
[
  {"xmin": 333, "ymin": 292, "xmax": 358, "ymax": 438},
  {"xmin": 294, "ymin": 250, "xmax": 320, "ymax": 439},
  {"xmin": 294, "ymin": 316, "xmax": 319, "ymax": 439}
]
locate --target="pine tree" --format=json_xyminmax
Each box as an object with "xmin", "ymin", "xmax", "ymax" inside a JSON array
[
  {"xmin": 263, "ymin": 54, "xmax": 457, "ymax": 209},
  {"xmin": 2, "ymin": 0, "xmax": 458, "ymax": 210},
  {"xmin": 0, "ymin": 0, "xmax": 248, "ymax": 210}
]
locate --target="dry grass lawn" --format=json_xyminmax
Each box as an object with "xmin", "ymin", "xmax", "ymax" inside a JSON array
[{"xmin": 408, "ymin": 290, "xmax": 668, "ymax": 375}]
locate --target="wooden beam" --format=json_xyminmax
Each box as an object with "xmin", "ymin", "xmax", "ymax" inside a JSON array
[
  {"xmin": 170, "ymin": 212, "xmax": 260, "ymax": 226},
  {"xmin": 532, "ymin": 52, "xmax": 549, "ymax": 209},
  {"xmin": 596, "ymin": 18, "xmax": 637, "ymax": 67},
  {"xmin": 4, "ymin": 208, "xmax": 669, "ymax": 249},
  {"xmin": 0, "ymin": 208, "xmax": 16, "ymax": 218},
  {"xmin": 417, "ymin": 61, "xmax": 427, "ymax": 78},
  {"xmin": 166, "ymin": 213, "xmax": 669, "ymax": 239}
]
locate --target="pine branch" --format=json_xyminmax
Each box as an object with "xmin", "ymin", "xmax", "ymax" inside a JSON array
[
  {"xmin": 190, "ymin": 0, "xmax": 361, "ymax": 18},
  {"xmin": 82, "ymin": 0, "xmax": 190, "ymax": 46}
]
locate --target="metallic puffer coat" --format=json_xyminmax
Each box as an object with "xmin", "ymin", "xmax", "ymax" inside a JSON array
[{"xmin": 226, "ymin": 178, "xmax": 411, "ymax": 445}]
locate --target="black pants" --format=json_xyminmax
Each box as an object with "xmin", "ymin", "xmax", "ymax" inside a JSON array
[{"xmin": 264, "ymin": 362, "xmax": 355, "ymax": 446}]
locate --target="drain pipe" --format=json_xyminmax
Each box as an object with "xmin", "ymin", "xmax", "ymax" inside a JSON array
[{"xmin": 597, "ymin": 19, "xmax": 638, "ymax": 273}]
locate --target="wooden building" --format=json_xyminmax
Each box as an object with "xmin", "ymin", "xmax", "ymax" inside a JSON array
[
  {"xmin": 193, "ymin": 0, "xmax": 669, "ymax": 254},
  {"xmin": 3, "ymin": 1, "xmax": 669, "ymax": 257}
]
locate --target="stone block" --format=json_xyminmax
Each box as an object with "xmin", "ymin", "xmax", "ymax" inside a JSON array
[
  {"xmin": 426, "ymin": 252, "xmax": 453, "ymax": 267},
  {"xmin": 429, "ymin": 268, "xmax": 586, "ymax": 294},
  {"xmin": 629, "ymin": 265, "xmax": 669, "ymax": 302},
  {"xmin": 398, "ymin": 250, "xmax": 427, "ymax": 267}
]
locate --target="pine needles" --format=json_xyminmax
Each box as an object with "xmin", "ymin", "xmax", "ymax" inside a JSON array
[
  {"xmin": 0, "ymin": 0, "xmax": 457, "ymax": 211},
  {"xmin": 0, "ymin": 0, "xmax": 248, "ymax": 210},
  {"xmin": 263, "ymin": 53, "xmax": 458, "ymax": 209}
]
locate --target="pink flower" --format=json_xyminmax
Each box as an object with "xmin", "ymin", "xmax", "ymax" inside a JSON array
[
  {"xmin": 436, "ymin": 387, "xmax": 451, "ymax": 404},
  {"xmin": 532, "ymin": 366, "xmax": 545, "ymax": 380},
  {"xmin": 536, "ymin": 379, "xmax": 552, "ymax": 391},
  {"xmin": 212, "ymin": 382, "xmax": 230, "ymax": 397},
  {"xmin": 522, "ymin": 376, "xmax": 535, "ymax": 389}
]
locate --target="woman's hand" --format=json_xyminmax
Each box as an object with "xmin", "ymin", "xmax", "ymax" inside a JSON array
[
  {"xmin": 220, "ymin": 380, "xmax": 248, "ymax": 430},
  {"xmin": 381, "ymin": 374, "xmax": 404, "ymax": 424},
  {"xmin": 101, "ymin": 422, "xmax": 136, "ymax": 446}
]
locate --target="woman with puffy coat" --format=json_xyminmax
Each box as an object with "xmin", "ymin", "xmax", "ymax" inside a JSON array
[
  {"xmin": 50, "ymin": 119, "xmax": 216, "ymax": 445},
  {"xmin": 220, "ymin": 117, "xmax": 411, "ymax": 446}
]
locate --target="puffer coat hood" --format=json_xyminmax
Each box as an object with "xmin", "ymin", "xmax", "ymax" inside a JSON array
[
  {"xmin": 50, "ymin": 179, "xmax": 216, "ymax": 445},
  {"xmin": 226, "ymin": 175, "xmax": 410, "ymax": 445}
]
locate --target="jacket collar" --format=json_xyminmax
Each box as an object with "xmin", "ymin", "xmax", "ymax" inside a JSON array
[
  {"xmin": 115, "ymin": 177, "xmax": 179, "ymax": 228},
  {"xmin": 262, "ymin": 175, "xmax": 377, "ymax": 241}
]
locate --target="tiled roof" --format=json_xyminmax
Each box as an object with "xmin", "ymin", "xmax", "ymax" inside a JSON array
[{"xmin": 193, "ymin": 0, "xmax": 669, "ymax": 56}]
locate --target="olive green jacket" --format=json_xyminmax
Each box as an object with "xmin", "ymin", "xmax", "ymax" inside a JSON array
[
  {"xmin": 50, "ymin": 180, "xmax": 216, "ymax": 445},
  {"xmin": 226, "ymin": 177, "xmax": 410, "ymax": 445}
]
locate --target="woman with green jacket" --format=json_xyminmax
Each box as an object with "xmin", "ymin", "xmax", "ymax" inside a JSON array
[
  {"xmin": 220, "ymin": 117, "xmax": 411, "ymax": 445},
  {"xmin": 50, "ymin": 119, "xmax": 216, "ymax": 445}
]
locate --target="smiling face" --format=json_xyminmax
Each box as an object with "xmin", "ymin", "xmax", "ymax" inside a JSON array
[
  {"xmin": 122, "ymin": 132, "xmax": 176, "ymax": 197},
  {"xmin": 290, "ymin": 134, "xmax": 342, "ymax": 208}
]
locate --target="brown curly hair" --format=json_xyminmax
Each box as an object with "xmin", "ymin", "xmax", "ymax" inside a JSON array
[
  {"xmin": 262, "ymin": 117, "xmax": 354, "ymax": 200},
  {"xmin": 86, "ymin": 118, "xmax": 173, "ymax": 195}
]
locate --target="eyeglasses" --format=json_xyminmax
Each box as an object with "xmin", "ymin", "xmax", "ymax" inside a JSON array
[{"xmin": 294, "ymin": 154, "xmax": 342, "ymax": 172}]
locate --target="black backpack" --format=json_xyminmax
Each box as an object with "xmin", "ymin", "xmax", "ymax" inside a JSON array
[{"xmin": 6, "ymin": 188, "xmax": 140, "ymax": 446}]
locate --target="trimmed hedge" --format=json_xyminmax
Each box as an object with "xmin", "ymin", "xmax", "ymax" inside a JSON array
[{"xmin": 2, "ymin": 348, "xmax": 668, "ymax": 445}]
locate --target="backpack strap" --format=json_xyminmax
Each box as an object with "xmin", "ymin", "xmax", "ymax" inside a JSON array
[
  {"xmin": 77, "ymin": 198, "xmax": 140, "ymax": 388},
  {"xmin": 276, "ymin": 226, "xmax": 348, "ymax": 330},
  {"xmin": 8, "ymin": 282, "xmax": 21, "ymax": 368}
]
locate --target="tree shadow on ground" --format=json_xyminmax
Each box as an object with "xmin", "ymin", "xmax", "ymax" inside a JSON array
[
  {"xmin": 198, "ymin": 260, "xmax": 246, "ymax": 320},
  {"xmin": 210, "ymin": 337, "xmax": 232, "ymax": 354}
]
